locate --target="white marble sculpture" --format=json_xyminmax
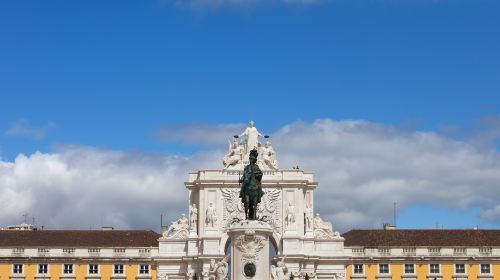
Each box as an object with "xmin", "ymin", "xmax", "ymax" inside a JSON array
[
  {"xmin": 215, "ymin": 256, "xmax": 229, "ymax": 280},
  {"xmin": 223, "ymin": 139, "xmax": 243, "ymax": 168},
  {"xmin": 163, "ymin": 214, "xmax": 189, "ymax": 239},
  {"xmin": 189, "ymin": 204, "xmax": 198, "ymax": 230},
  {"xmin": 206, "ymin": 203, "xmax": 218, "ymax": 227},
  {"xmin": 305, "ymin": 205, "xmax": 313, "ymax": 231},
  {"xmin": 285, "ymin": 202, "xmax": 295, "ymax": 229},
  {"xmin": 261, "ymin": 141, "xmax": 278, "ymax": 170},
  {"xmin": 240, "ymin": 120, "xmax": 263, "ymax": 151},
  {"xmin": 313, "ymin": 213, "xmax": 341, "ymax": 239},
  {"xmin": 271, "ymin": 256, "xmax": 289, "ymax": 280}
]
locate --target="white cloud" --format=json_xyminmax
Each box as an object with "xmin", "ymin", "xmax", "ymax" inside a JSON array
[
  {"xmin": 271, "ymin": 119, "xmax": 500, "ymax": 230},
  {"xmin": 2, "ymin": 119, "xmax": 500, "ymax": 232},
  {"xmin": 5, "ymin": 119, "xmax": 54, "ymax": 140},
  {"xmin": 0, "ymin": 146, "xmax": 224, "ymax": 230}
]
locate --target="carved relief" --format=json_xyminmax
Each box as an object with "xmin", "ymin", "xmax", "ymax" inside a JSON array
[
  {"xmin": 234, "ymin": 229, "xmax": 266, "ymax": 262},
  {"xmin": 221, "ymin": 188, "xmax": 282, "ymax": 234}
]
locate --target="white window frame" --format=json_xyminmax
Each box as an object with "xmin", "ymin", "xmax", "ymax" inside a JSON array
[
  {"xmin": 138, "ymin": 264, "xmax": 150, "ymax": 275},
  {"xmin": 404, "ymin": 264, "xmax": 415, "ymax": 275},
  {"xmin": 37, "ymin": 264, "xmax": 49, "ymax": 275},
  {"xmin": 429, "ymin": 264, "xmax": 440, "ymax": 275},
  {"xmin": 378, "ymin": 264, "xmax": 390, "ymax": 275},
  {"xmin": 454, "ymin": 264, "xmax": 466, "ymax": 275},
  {"xmin": 88, "ymin": 264, "xmax": 99, "ymax": 276},
  {"xmin": 62, "ymin": 264, "xmax": 74, "ymax": 275},
  {"xmin": 113, "ymin": 264, "xmax": 125, "ymax": 275},
  {"xmin": 480, "ymin": 264, "xmax": 491, "ymax": 275},
  {"xmin": 12, "ymin": 264, "xmax": 24, "ymax": 275},
  {"xmin": 353, "ymin": 264, "xmax": 364, "ymax": 275}
]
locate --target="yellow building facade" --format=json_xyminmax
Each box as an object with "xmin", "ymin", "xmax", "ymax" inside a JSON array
[
  {"xmin": 344, "ymin": 229, "xmax": 500, "ymax": 280},
  {"xmin": 0, "ymin": 230, "xmax": 158, "ymax": 280}
]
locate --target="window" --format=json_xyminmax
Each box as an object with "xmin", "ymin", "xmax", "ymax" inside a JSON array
[
  {"xmin": 139, "ymin": 264, "xmax": 150, "ymax": 275},
  {"xmin": 480, "ymin": 264, "xmax": 491, "ymax": 274},
  {"xmin": 455, "ymin": 264, "xmax": 465, "ymax": 274},
  {"xmin": 354, "ymin": 264, "xmax": 364, "ymax": 274},
  {"xmin": 114, "ymin": 264, "xmax": 124, "ymax": 274},
  {"xmin": 88, "ymin": 264, "xmax": 99, "ymax": 275},
  {"xmin": 63, "ymin": 264, "xmax": 73, "ymax": 274},
  {"xmin": 38, "ymin": 264, "xmax": 48, "ymax": 274},
  {"xmin": 404, "ymin": 264, "xmax": 415, "ymax": 274},
  {"xmin": 13, "ymin": 264, "xmax": 23, "ymax": 274},
  {"xmin": 430, "ymin": 264, "xmax": 440, "ymax": 274},
  {"xmin": 379, "ymin": 264, "xmax": 389, "ymax": 274}
]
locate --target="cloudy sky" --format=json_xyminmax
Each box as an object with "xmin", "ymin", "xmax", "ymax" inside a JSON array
[{"xmin": 1, "ymin": 0, "xmax": 499, "ymax": 232}]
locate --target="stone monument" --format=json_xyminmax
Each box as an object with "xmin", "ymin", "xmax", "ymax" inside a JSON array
[{"xmin": 157, "ymin": 121, "xmax": 346, "ymax": 280}]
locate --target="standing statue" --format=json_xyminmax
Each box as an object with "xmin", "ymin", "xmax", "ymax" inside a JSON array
[
  {"xmin": 270, "ymin": 256, "xmax": 288, "ymax": 280},
  {"xmin": 304, "ymin": 205, "xmax": 313, "ymax": 231},
  {"xmin": 189, "ymin": 204, "xmax": 198, "ymax": 230},
  {"xmin": 206, "ymin": 203, "xmax": 218, "ymax": 227},
  {"xmin": 210, "ymin": 256, "xmax": 229, "ymax": 280},
  {"xmin": 240, "ymin": 121, "xmax": 263, "ymax": 151},
  {"xmin": 239, "ymin": 149, "xmax": 264, "ymax": 220},
  {"xmin": 285, "ymin": 202, "xmax": 295, "ymax": 228}
]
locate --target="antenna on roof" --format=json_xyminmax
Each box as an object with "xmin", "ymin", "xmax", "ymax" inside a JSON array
[{"xmin": 393, "ymin": 202, "xmax": 397, "ymax": 227}]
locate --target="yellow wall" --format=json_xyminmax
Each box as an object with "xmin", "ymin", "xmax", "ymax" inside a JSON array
[
  {"xmin": 50, "ymin": 263, "xmax": 61, "ymax": 280},
  {"xmin": 75, "ymin": 263, "xmax": 87, "ymax": 280},
  {"xmin": 0, "ymin": 264, "xmax": 10, "ymax": 280},
  {"xmin": 468, "ymin": 263, "xmax": 478, "ymax": 280},
  {"xmin": 392, "ymin": 264, "xmax": 403, "ymax": 280},
  {"xmin": 366, "ymin": 263, "xmax": 377, "ymax": 280},
  {"xmin": 416, "ymin": 263, "xmax": 428, "ymax": 280}
]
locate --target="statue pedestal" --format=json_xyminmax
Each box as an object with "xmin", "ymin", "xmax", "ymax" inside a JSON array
[{"xmin": 228, "ymin": 220, "xmax": 273, "ymax": 280}]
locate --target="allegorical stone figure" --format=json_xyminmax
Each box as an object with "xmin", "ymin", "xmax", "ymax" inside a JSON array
[
  {"xmin": 240, "ymin": 121, "xmax": 263, "ymax": 151},
  {"xmin": 271, "ymin": 256, "xmax": 288, "ymax": 280},
  {"xmin": 206, "ymin": 203, "xmax": 218, "ymax": 227},
  {"xmin": 239, "ymin": 149, "xmax": 264, "ymax": 220},
  {"xmin": 189, "ymin": 204, "xmax": 198, "ymax": 230},
  {"xmin": 305, "ymin": 205, "xmax": 313, "ymax": 231}
]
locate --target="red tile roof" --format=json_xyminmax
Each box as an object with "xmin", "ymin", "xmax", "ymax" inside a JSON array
[
  {"xmin": 0, "ymin": 230, "xmax": 160, "ymax": 247},
  {"xmin": 342, "ymin": 229, "xmax": 500, "ymax": 247}
]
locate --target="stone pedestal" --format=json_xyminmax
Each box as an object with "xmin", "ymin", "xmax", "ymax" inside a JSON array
[{"xmin": 228, "ymin": 220, "xmax": 273, "ymax": 280}]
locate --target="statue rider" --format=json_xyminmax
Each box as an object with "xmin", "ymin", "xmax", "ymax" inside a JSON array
[{"xmin": 239, "ymin": 149, "xmax": 264, "ymax": 220}]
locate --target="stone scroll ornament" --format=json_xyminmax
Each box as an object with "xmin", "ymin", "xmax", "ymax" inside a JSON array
[{"xmin": 162, "ymin": 214, "xmax": 189, "ymax": 239}]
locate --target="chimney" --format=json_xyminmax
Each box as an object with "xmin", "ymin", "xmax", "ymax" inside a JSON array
[{"xmin": 383, "ymin": 223, "xmax": 397, "ymax": 230}]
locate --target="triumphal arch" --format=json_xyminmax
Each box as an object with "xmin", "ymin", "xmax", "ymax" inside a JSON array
[{"xmin": 157, "ymin": 122, "xmax": 346, "ymax": 280}]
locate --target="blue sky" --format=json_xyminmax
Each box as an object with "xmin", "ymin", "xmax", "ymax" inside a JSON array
[{"xmin": 0, "ymin": 0, "xmax": 500, "ymax": 231}]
